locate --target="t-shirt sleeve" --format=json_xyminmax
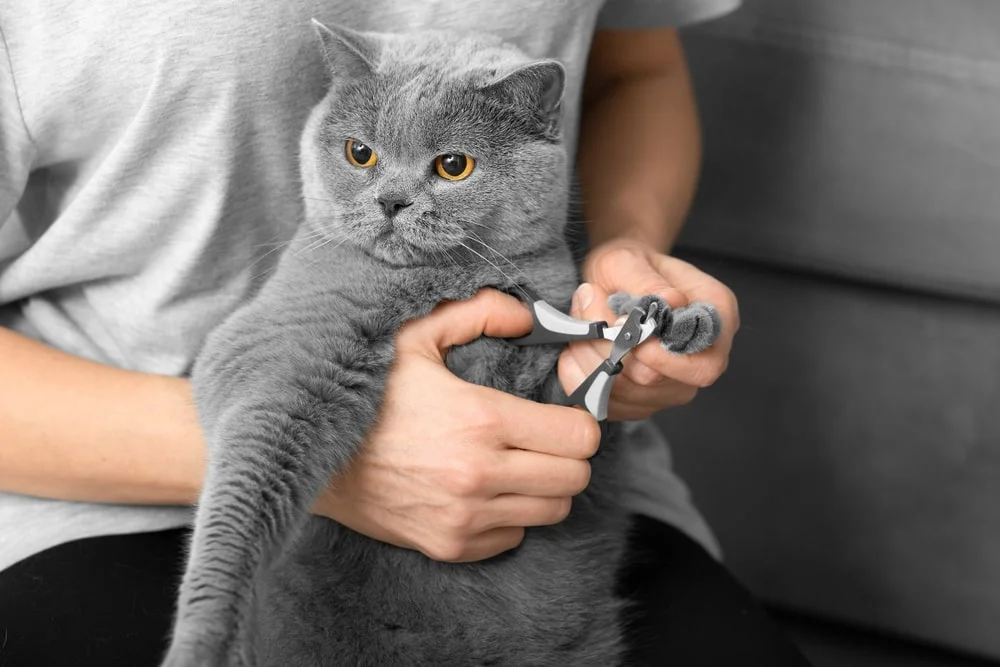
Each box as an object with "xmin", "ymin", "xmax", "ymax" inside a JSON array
[
  {"xmin": 0, "ymin": 25, "xmax": 34, "ymax": 262},
  {"xmin": 596, "ymin": 0, "xmax": 741, "ymax": 30}
]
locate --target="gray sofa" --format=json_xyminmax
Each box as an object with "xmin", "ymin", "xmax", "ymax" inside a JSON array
[{"xmin": 654, "ymin": 0, "xmax": 1000, "ymax": 660}]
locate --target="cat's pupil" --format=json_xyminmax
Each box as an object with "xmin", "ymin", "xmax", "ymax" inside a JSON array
[
  {"xmin": 351, "ymin": 142, "xmax": 373, "ymax": 164},
  {"xmin": 440, "ymin": 154, "xmax": 466, "ymax": 177}
]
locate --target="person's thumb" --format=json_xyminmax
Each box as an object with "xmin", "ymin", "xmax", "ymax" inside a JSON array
[{"xmin": 399, "ymin": 288, "xmax": 532, "ymax": 358}]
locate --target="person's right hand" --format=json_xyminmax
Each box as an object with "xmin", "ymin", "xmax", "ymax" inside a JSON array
[{"xmin": 311, "ymin": 289, "xmax": 602, "ymax": 563}]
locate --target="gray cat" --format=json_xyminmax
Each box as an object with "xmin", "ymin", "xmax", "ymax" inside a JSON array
[{"xmin": 162, "ymin": 22, "xmax": 719, "ymax": 667}]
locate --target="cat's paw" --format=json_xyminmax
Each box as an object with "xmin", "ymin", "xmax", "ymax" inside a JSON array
[
  {"xmin": 607, "ymin": 292, "xmax": 671, "ymax": 336},
  {"xmin": 660, "ymin": 301, "xmax": 721, "ymax": 354},
  {"xmin": 607, "ymin": 292, "xmax": 721, "ymax": 355}
]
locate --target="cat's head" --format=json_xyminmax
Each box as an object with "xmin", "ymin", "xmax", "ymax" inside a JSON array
[{"xmin": 300, "ymin": 21, "xmax": 569, "ymax": 265}]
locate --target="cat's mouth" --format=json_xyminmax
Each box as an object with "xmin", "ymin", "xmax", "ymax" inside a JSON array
[
  {"xmin": 354, "ymin": 210, "xmax": 458, "ymax": 260},
  {"xmin": 363, "ymin": 225, "xmax": 439, "ymax": 266}
]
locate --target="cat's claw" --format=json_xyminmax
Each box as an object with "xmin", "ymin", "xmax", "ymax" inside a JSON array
[{"xmin": 607, "ymin": 292, "xmax": 721, "ymax": 355}]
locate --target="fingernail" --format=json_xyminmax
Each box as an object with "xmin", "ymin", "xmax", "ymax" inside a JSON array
[{"xmin": 573, "ymin": 283, "xmax": 594, "ymax": 314}]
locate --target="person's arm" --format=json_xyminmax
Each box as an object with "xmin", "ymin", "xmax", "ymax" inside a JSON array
[
  {"xmin": 560, "ymin": 28, "xmax": 740, "ymax": 419},
  {"xmin": 0, "ymin": 326, "xmax": 206, "ymax": 504},
  {"xmin": 0, "ymin": 293, "xmax": 598, "ymax": 563},
  {"xmin": 1, "ymin": 33, "xmax": 206, "ymax": 506},
  {"xmin": 577, "ymin": 28, "xmax": 700, "ymax": 252}
]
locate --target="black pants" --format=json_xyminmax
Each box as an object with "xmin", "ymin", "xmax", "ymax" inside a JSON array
[{"xmin": 0, "ymin": 515, "xmax": 810, "ymax": 666}]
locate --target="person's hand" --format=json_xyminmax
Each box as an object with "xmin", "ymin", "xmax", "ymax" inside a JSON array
[
  {"xmin": 559, "ymin": 239, "xmax": 739, "ymax": 421},
  {"xmin": 313, "ymin": 289, "xmax": 602, "ymax": 563}
]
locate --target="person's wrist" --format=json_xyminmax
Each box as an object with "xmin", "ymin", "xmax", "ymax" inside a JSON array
[
  {"xmin": 585, "ymin": 206, "xmax": 674, "ymax": 253},
  {"xmin": 154, "ymin": 375, "xmax": 208, "ymax": 505}
]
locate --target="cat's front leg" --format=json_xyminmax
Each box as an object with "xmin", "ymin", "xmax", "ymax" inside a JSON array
[{"xmin": 162, "ymin": 354, "xmax": 390, "ymax": 666}]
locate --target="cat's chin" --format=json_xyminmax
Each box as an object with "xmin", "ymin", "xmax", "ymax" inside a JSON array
[{"xmin": 363, "ymin": 234, "xmax": 442, "ymax": 266}]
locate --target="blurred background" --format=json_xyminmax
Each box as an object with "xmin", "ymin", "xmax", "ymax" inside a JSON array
[{"xmin": 657, "ymin": 1, "xmax": 1000, "ymax": 665}]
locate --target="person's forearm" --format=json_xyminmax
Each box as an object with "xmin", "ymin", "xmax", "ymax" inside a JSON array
[
  {"xmin": 577, "ymin": 31, "xmax": 701, "ymax": 253},
  {"xmin": 0, "ymin": 326, "xmax": 204, "ymax": 505}
]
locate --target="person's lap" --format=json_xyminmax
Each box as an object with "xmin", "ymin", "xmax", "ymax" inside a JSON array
[{"xmin": 0, "ymin": 515, "xmax": 810, "ymax": 666}]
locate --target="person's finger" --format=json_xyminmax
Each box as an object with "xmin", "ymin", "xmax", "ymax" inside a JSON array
[
  {"xmin": 584, "ymin": 244, "xmax": 688, "ymax": 309},
  {"xmin": 490, "ymin": 450, "xmax": 592, "ymax": 497},
  {"xmin": 438, "ymin": 527, "xmax": 525, "ymax": 563},
  {"xmin": 560, "ymin": 339, "xmax": 701, "ymax": 420},
  {"xmin": 399, "ymin": 288, "xmax": 532, "ymax": 357},
  {"xmin": 559, "ymin": 322, "xmax": 664, "ymax": 397},
  {"xmin": 627, "ymin": 341, "xmax": 731, "ymax": 389},
  {"xmin": 558, "ymin": 336, "xmax": 613, "ymax": 394},
  {"xmin": 580, "ymin": 250, "xmax": 739, "ymax": 388},
  {"xmin": 651, "ymin": 253, "xmax": 741, "ymax": 337},
  {"xmin": 620, "ymin": 356, "xmax": 666, "ymax": 387},
  {"xmin": 606, "ymin": 374, "xmax": 699, "ymax": 412},
  {"xmin": 571, "ymin": 260, "xmax": 735, "ymax": 390},
  {"xmin": 567, "ymin": 282, "xmax": 673, "ymax": 388},
  {"xmin": 489, "ymin": 389, "xmax": 602, "ymax": 460},
  {"xmin": 605, "ymin": 398, "xmax": 657, "ymax": 422},
  {"xmin": 482, "ymin": 495, "xmax": 573, "ymax": 531}
]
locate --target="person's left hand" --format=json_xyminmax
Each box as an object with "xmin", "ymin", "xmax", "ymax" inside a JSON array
[{"xmin": 558, "ymin": 238, "xmax": 740, "ymax": 421}]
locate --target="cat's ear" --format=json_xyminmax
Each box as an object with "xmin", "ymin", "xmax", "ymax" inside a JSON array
[
  {"xmin": 311, "ymin": 20, "xmax": 378, "ymax": 79},
  {"xmin": 482, "ymin": 60, "xmax": 566, "ymax": 139}
]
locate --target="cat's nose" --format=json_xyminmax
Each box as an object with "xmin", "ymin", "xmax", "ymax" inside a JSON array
[{"xmin": 377, "ymin": 195, "xmax": 414, "ymax": 218}]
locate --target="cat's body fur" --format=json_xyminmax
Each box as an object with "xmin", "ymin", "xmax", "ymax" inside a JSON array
[
  {"xmin": 190, "ymin": 238, "xmax": 629, "ymax": 666},
  {"xmin": 163, "ymin": 23, "xmax": 717, "ymax": 667},
  {"xmin": 171, "ymin": 207, "xmax": 633, "ymax": 662}
]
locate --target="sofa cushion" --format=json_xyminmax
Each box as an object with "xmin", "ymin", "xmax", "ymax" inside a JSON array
[
  {"xmin": 677, "ymin": 0, "xmax": 1000, "ymax": 302},
  {"xmin": 656, "ymin": 254, "xmax": 1000, "ymax": 659}
]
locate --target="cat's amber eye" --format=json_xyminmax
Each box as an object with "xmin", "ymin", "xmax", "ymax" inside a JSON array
[
  {"xmin": 345, "ymin": 139, "xmax": 378, "ymax": 168},
  {"xmin": 434, "ymin": 154, "xmax": 475, "ymax": 181}
]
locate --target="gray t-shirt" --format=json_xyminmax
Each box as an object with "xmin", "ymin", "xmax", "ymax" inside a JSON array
[{"xmin": 0, "ymin": 0, "xmax": 738, "ymax": 570}]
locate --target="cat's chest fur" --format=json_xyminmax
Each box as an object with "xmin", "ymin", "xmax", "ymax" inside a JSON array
[{"xmin": 270, "ymin": 241, "xmax": 574, "ymax": 361}]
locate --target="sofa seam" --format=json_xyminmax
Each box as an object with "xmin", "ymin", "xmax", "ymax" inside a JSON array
[{"xmin": 693, "ymin": 14, "xmax": 1000, "ymax": 90}]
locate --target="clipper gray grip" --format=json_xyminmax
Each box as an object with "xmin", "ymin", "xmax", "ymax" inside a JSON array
[
  {"xmin": 509, "ymin": 300, "xmax": 607, "ymax": 346},
  {"xmin": 563, "ymin": 358, "xmax": 622, "ymax": 422}
]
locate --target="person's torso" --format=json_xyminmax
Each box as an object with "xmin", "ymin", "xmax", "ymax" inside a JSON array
[{"xmin": 0, "ymin": 0, "xmax": 606, "ymax": 374}]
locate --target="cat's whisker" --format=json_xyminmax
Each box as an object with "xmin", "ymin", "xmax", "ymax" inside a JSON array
[
  {"xmin": 244, "ymin": 230, "xmax": 313, "ymax": 281},
  {"xmin": 442, "ymin": 246, "xmax": 463, "ymax": 270},
  {"xmin": 294, "ymin": 224, "xmax": 350, "ymax": 257},
  {"xmin": 466, "ymin": 232, "xmax": 540, "ymax": 294},
  {"xmin": 457, "ymin": 241, "xmax": 531, "ymax": 301},
  {"xmin": 246, "ymin": 223, "xmax": 350, "ymax": 284},
  {"xmin": 300, "ymin": 195, "xmax": 342, "ymax": 205},
  {"xmin": 308, "ymin": 231, "xmax": 354, "ymax": 257}
]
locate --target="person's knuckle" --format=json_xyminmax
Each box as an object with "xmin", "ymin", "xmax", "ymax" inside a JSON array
[
  {"xmin": 710, "ymin": 355, "xmax": 730, "ymax": 381},
  {"xmin": 574, "ymin": 416, "xmax": 602, "ymax": 457},
  {"xmin": 570, "ymin": 460, "xmax": 592, "ymax": 494},
  {"xmin": 463, "ymin": 399, "xmax": 501, "ymax": 441},
  {"xmin": 675, "ymin": 385, "xmax": 700, "ymax": 406},
  {"xmin": 441, "ymin": 503, "xmax": 476, "ymax": 533},
  {"xmin": 628, "ymin": 361, "xmax": 661, "ymax": 387},
  {"xmin": 552, "ymin": 497, "xmax": 573, "ymax": 523},
  {"xmin": 692, "ymin": 355, "xmax": 728, "ymax": 388},
  {"xmin": 446, "ymin": 460, "xmax": 488, "ymax": 497},
  {"xmin": 717, "ymin": 286, "xmax": 740, "ymax": 334},
  {"xmin": 504, "ymin": 527, "xmax": 526, "ymax": 550},
  {"xmin": 424, "ymin": 538, "xmax": 466, "ymax": 563}
]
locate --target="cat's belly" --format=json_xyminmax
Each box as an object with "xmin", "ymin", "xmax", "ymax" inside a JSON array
[{"xmin": 246, "ymin": 455, "xmax": 629, "ymax": 667}]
